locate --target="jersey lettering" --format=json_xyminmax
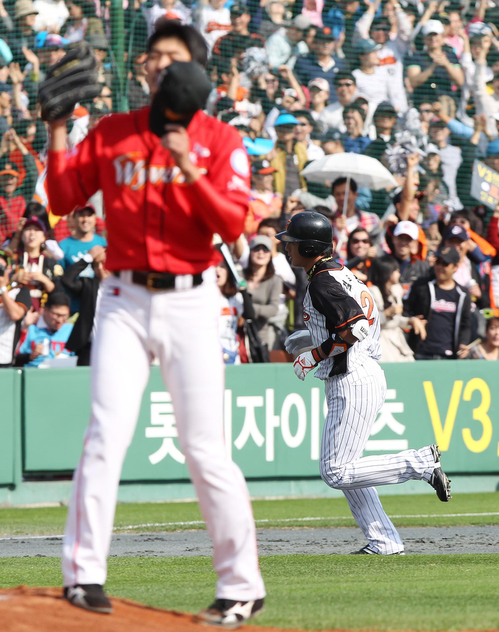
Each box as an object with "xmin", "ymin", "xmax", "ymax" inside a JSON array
[{"xmin": 360, "ymin": 290, "xmax": 375, "ymax": 326}]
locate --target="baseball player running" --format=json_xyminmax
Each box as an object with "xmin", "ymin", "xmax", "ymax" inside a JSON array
[
  {"xmin": 45, "ymin": 21, "xmax": 265, "ymax": 626},
  {"xmin": 278, "ymin": 211, "xmax": 451, "ymax": 555}
]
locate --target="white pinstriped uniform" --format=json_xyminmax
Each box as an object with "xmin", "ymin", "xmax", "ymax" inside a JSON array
[{"xmin": 303, "ymin": 262, "xmax": 437, "ymax": 554}]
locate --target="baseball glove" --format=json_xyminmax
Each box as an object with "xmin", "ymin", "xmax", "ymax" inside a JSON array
[{"xmin": 38, "ymin": 41, "xmax": 102, "ymax": 122}]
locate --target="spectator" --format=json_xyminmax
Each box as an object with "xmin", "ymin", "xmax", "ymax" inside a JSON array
[
  {"xmin": 58, "ymin": 204, "xmax": 107, "ymax": 271},
  {"xmin": 0, "ymin": 248, "xmax": 30, "ymax": 366},
  {"xmin": 468, "ymin": 316, "xmax": 499, "ymax": 360},
  {"xmin": 212, "ymin": 4, "xmax": 264, "ymax": 61},
  {"xmin": 486, "ymin": 205, "xmax": 499, "ymax": 307},
  {"xmin": 293, "ymin": 26, "xmax": 344, "ymax": 98},
  {"xmin": 352, "ymin": 38, "xmax": 401, "ymax": 111},
  {"xmin": 5, "ymin": 201, "xmax": 63, "ymax": 261},
  {"xmin": 473, "ymin": 35, "xmax": 499, "ymax": 137},
  {"xmin": 406, "ymin": 246, "xmax": 471, "ymax": 360},
  {"xmin": 342, "ymin": 104, "xmax": 371, "ymax": 153},
  {"xmin": 7, "ymin": 0, "xmax": 38, "ymax": 66},
  {"xmin": 442, "ymin": 224, "xmax": 490, "ymax": 308},
  {"xmin": 331, "ymin": 176, "xmax": 380, "ymax": 260},
  {"xmin": 193, "ymin": 0, "xmax": 231, "ymax": 55},
  {"xmin": 321, "ymin": 127, "xmax": 344, "ymax": 154},
  {"xmin": 216, "ymin": 254, "xmax": 246, "ymax": 364},
  {"xmin": 62, "ymin": 0, "xmax": 101, "ymax": 44},
  {"xmin": 323, "ymin": 0, "xmax": 361, "ymax": 62},
  {"xmin": 369, "ymin": 255, "xmax": 415, "ymax": 362},
  {"xmin": 293, "ymin": 109, "xmax": 325, "ymax": 160},
  {"xmin": 243, "ymin": 235, "xmax": 282, "ymax": 349},
  {"xmin": 33, "ymin": 32, "xmax": 68, "ymax": 82},
  {"xmin": 428, "ymin": 118, "xmax": 462, "ymax": 205},
  {"xmin": 142, "ymin": 0, "xmax": 191, "ymax": 37},
  {"xmin": 85, "ymin": 33, "xmax": 112, "ymax": 87},
  {"xmin": 16, "ymin": 291, "xmax": 74, "ymax": 367},
  {"xmin": 318, "ymin": 70, "xmax": 357, "ymax": 131},
  {"xmin": 388, "ymin": 220, "xmax": 430, "ymax": 301},
  {"xmin": 12, "ymin": 217, "xmax": 62, "ymax": 311},
  {"xmin": 265, "ymin": 14, "xmax": 310, "ymax": 69},
  {"xmin": 307, "ymin": 77, "xmax": 330, "ymax": 122},
  {"xmin": 406, "ymin": 20, "xmax": 464, "ymax": 106},
  {"xmin": 245, "ymin": 160, "xmax": 282, "ymax": 238},
  {"xmin": 62, "ymin": 245, "xmax": 109, "ymax": 365},
  {"xmin": 259, "ymin": 0, "xmax": 287, "ymax": 41},
  {"xmin": 345, "ymin": 226, "xmax": 377, "ymax": 282},
  {"xmin": 0, "ymin": 132, "xmax": 38, "ymax": 242},
  {"xmin": 363, "ymin": 101, "xmax": 397, "ymax": 161},
  {"xmin": 257, "ymin": 217, "xmax": 296, "ymax": 289},
  {"xmin": 270, "ymin": 113, "xmax": 308, "ymax": 197},
  {"xmin": 127, "ymin": 50, "xmax": 150, "ymax": 111}
]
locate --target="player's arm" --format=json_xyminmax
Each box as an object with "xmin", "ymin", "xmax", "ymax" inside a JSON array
[
  {"xmin": 163, "ymin": 123, "xmax": 249, "ymax": 243},
  {"xmin": 293, "ymin": 278, "xmax": 368, "ymax": 380},
  {"xmin": 47, "ymin": 120, "xmax": 100, "ymax": 216}
]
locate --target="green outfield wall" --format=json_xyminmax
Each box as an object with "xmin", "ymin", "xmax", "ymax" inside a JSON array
[{"xmin": 1, "ymin": 362, "xmax": 499, "ymax": 504}]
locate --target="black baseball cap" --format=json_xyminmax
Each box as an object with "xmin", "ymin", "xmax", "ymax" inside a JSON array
[
  {"xmin": 252, "ymin": 160, "xmax": 276, "ymax": 175},
  {"xmin": 333, "ymin": 70, "xmax": 356, "ymax": 85},
  {"xmin": 374, "ymin": 101, "xmax": 397, "ymax": 118},
  {"xmin": 230, "ymin": 3, "xmax": 249, "ymax": 16},
  {"xmin": 321, "ymin": 128, "xmax": 343, "ymax": 143},
  {"xmin": 315, "ymin": 26, "xmax": 335, "ymax": 41},
  {"xmin": 435, "ymin": 245, "xmax": 460, "ymax": 265},
  {"xmin": 444, "ymin": 224, "xmax": 468, "ymax": 242},
  {"xmin": 149, "ymin": 61, "xmax": 212, "ymax": 135}
]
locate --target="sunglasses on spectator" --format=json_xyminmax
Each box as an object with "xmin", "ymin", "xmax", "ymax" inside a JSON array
[
  {"xmin": 252, "ymin": 245, "xmax": 270, "ymax": 252},
  {"xmin": 337, "ymin": 81, "xmax": 354, "ymax": 87},
  {"xmin": 351, "ymin": 238, "xmax": 370, "ymax": 244},
  {"xmin": 265, "ymin": 77, "xmax": 278, "ymax": 83}
]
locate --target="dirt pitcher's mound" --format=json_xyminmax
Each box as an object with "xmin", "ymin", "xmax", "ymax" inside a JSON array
[{"xmin": 0, "ymin": 586, "xmax": 296, "ymax": 632}]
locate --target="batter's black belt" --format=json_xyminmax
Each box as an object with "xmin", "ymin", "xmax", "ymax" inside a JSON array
[{"xmin": 113, "ymin": 270, "xmax": 203, "ymax": 291}]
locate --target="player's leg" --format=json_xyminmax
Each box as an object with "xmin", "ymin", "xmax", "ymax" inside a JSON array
[
  {"xmin": 343, "ymin": 488, "xmax": 404, "ymax": 555},
  {"xmin": 153, "ymin": 271, "xmax": 265, "ymax": 623},
  {"xmin": 320, "ymin": 360, "xmax": 438, "ymax": 491},
  {"xmin": 63, "ymin": 277, "xmax": 152, "ymax": 600}
]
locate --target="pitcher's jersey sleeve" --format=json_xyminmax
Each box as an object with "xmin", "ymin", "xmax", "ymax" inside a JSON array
[{"xmin": 309, "ymin": 272, "xmax": 365, "ymax": 333}]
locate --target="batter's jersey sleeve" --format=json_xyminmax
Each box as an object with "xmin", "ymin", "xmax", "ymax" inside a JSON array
[{"xmin": 309, "ymin": 273, "xmax": 366, "ymax": 333}]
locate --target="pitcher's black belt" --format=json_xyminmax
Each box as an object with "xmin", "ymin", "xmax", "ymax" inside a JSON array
[{"xmin": 113, "ymin": 270, "xmax": 203, "ymax": 291}]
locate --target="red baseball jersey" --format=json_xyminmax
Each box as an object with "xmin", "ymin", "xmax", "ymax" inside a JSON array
[{"xmin": 47, "ymin": 108, "xmax": 251, "ymax": 274}]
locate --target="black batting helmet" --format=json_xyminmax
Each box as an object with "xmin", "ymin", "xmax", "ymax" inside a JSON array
[{"xmin": 276, "ymin": 211, "xmax": 333, "ymax": 258}]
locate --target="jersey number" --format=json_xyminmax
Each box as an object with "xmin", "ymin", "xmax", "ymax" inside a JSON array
[{"xmin": 360, "ymin": 291, "xmax": 374, "ymax": 326}]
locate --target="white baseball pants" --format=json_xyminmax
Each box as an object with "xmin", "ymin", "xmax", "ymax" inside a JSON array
[
  {"xmin": 320, "ymin": 358, "xmax": 436, "ymax": 554},
  {"xmin": 62, "ymin": 269, "xmax": 265, "ymax": 600}
]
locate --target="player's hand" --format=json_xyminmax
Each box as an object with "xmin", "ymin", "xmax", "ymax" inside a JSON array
[
  {"xmin": 293, "ymin": 350, "xmax": 317, "ymax": 381},
  {"xmin": 161, "ymin": 124, "xmax": 200, "ymax": 183}
]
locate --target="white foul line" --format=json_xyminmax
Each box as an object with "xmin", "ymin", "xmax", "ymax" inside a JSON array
[
  {"xmin": 0, "ymin": 512, "xmax": 498, "ymax": 540},
  {"xmin": 116, "ymin": 511, "xmax": 499, "ymax": 531}
]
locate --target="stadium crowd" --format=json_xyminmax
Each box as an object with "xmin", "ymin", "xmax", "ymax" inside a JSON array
[{"xmin": 0, "ymin": 0, "xmax": 498, "ymax": 365}]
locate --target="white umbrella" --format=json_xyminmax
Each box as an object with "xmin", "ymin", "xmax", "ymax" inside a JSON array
[
  {"xmin": 301, "ymin": 152, "xmax": 398, "ymax": 191},
  {"xmin": 301, "ymin": 152, "xmax": 398, "ymax": 253}
]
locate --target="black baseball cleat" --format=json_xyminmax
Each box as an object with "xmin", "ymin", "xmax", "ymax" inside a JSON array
[
  {"xmin": 196, "ymin": 598, "xmax": 264, "ymax": 629},
  {"xmin": 351, "ymin": 545, "xmax": 404, "ymax": 555},
  {"xmin": 429, "ymin": 444, "xmax": 452, "ymax": 502},
  {"xmin": 64, "ymin": 584, "xmax": 113, "ymax": 614}
]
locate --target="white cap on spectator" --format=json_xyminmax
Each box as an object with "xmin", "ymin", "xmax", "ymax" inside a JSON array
[
  {"xmin": 422, "ymin": 20, "xmax": 444, "ymax": 36},
  {"xmin": 291, "ymin": 14, "xmax": 312, "ymax": 30},
  {"xmin": 308, "ymin": 78, "xmax": 330, "ymax": 92},
  {"xmin": 426, "ymin": 143, "xmax": 440, "ymax": 155},
  {"xmin": 393, "ymin": 220, "xmax": 419, "ymax": 241}
]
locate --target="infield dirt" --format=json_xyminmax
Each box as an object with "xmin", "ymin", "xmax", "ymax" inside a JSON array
[{"xmin": 1, "ymin": 586, "xmax": 498, "ymax": 632}]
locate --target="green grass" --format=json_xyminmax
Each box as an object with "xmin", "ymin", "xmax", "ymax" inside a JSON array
[
  {"xmin": 0, "ymin": 493, "xmax": 498, "ymax": 536},
  {"xmin": 0, "ymin": 555, "xmax": 498, "ymax": 630}
]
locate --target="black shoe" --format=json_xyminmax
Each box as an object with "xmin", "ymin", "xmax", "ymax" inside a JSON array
[
  {"xmin": 64, "ymin": 584, "xmax": 113, "ymax": 614},
  {"xmin": 429, "ymin": 444, "xmax": 452, "ymax": 502},
  {"xmin": 351, "ymin": 545, "xmax": 405, "ymax": 555},
  {"xmin": 196, "ymin": 598, "xmax": 264, "ymax": 629}
]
